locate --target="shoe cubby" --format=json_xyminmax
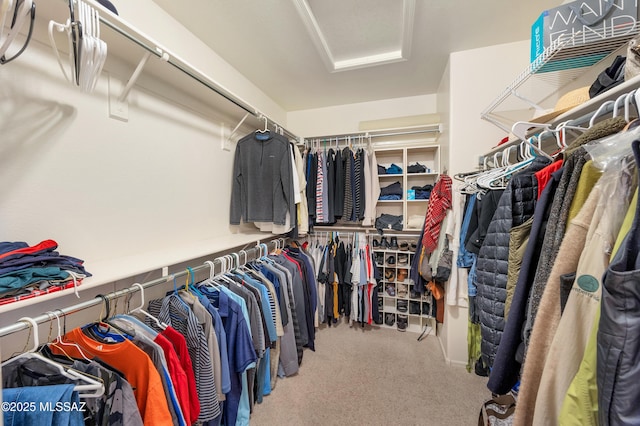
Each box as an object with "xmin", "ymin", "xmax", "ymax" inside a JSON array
[{"xmin": 372, "ymin": 233, "xmax": 434, "ymax": 334}]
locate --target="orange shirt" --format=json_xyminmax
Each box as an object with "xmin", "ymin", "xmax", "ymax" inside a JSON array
[{"xmin": 50, "ymin": 327, "xmax": 172, "ymax": 426}]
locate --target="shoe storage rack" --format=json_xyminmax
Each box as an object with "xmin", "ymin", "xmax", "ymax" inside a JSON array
[
  {"xmin": 372, "ymin": 233, "xmax": 434, "ymax": 334},
  {"xmin": 376, "ymin": 145, "xmax": 440, "ymax": 231}
]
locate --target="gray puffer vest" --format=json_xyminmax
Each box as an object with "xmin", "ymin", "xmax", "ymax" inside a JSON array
[{"xmin": 475, "ymin": 158, "xmax": 550, "ymax": 367}]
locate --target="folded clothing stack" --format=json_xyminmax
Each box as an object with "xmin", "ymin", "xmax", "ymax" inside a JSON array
[
  {"xmin": 0, "ymin": 240, "xmax": 91, "ymax": 304},
  {"xmin": 411, "ymin": 184, "xmax": 433, "ymax": 200},
  {"xmin": 379, "ymin": 182, "xmax": 403, "ymax": 200},
  {"xmin": 407, "ymin": 162, "xmax": 427, "ymax": 173},
  {"xmin": 375, "ymin": 214, "xmax": 403, "ymax": 231},
  {"xmin": 378, "ymin": 164, "xmax": 403, "ymax": 175}
]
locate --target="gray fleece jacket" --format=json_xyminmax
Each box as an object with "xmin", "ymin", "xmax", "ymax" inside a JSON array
[{"xmin": 230, "ymin": 132, "xmax": 295, "ymax": 226}]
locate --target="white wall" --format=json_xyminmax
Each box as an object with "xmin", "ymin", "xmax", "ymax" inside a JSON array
[
  {"xmin": 438, "ymin": 40, "xmax": 533, "ymax": 366},
  {"xmin": 287, "ymin": 94, "xmax": 437, "ymax": 136},
  {"xmin": 449, "ymin": 40, "xmax": 531, "ymax": 175},
  {"xmin": 0, "ymin": 0, "xmax": 289, "ymax": 345}
]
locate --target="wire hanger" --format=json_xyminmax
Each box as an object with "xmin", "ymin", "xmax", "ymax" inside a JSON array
[
  {"xmin": 47, "ymin": 310, "xmax": 91, "ymax": 361},
  {"xmin": 3, "ymin": 317, "xmax": 104, "ymax": 398},
  {"xmin": 0, "ymin": 0, "xmax": 35, "ymax": 65},
  {"xmin": 129, "ymin": 283, "xmax": 167, "ymax": 330}
]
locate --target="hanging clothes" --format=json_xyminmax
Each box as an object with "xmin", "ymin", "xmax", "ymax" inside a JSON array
[
  {"xmin": 487, "ymin": 166, "xmax": 563, "ymax": 394},
  {"xmin": 474, "ymin": 157, "xmax": 550, "ymax": 368},
  {"xmin": 529, "ymin": 155, "xmax": 635, "ymax": 426},
  {"xmin": 230, "ymin": 131, "xmax": 295, "ymax": 228}
]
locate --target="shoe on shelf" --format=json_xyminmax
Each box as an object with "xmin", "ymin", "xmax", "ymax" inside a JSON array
[
  {"xmin": 380, "ymin": 236, "xmax": 390, "ymax": 249},
  {"xmin": 399, "ymin": 241, "xmax": 409, "ymax": 251},
  {"xmin": 397, "ymin": 299, "xmax": 408, "ymax": 313},
  {"xmin": 386, "ymin": 284, "xmax": 396, "ymax": 297},
  {"xmin": 390, "ymin": 236, "xmax": 399, "ymax": 250},
  {"xmin": 385, "ymin": 313, "xmax": 396, "ymax": 326},
  {"xmin": 422, "ymin": 302, "xmax": 431, "ymax": 315},
  {"xmin": 385, "ymin": 270, "xmax": 396, "ymax": 281},
  {"xmin": 375, "ymin": 253, "xmax": 384, "ymax": 265},
  {"xmin": 397, "ymin": 283, "xmax": 408, "ymax": 298},
  {"xmin": 397, "ymin": 314, "xmax": 408, "ymax": 332},
  {"xmin": 376, "ymin": 281, "xmax": 384, "ymax": 293},
  {"xmin": 378, "ymin": 297, "xmax": 384, "ymax": 311},
  {"xmin": 397, "ymin": 254, "xmax": 409, "ymax": 265},
  {"xmin": 410, "ymin": 289, "xmax": 420, "ymax": 299},
  {"xmin": 386, "ymin": 255, "xmax": 396, "ymax": 265},
  {"xmin": 410, "ymin": 301, "xmax": 421, "ymax": 315},
  {"xmin": 397, "ymin": 269, "xmax": 408, "ymax": 282},
  {"xmin": 372, "ymin": 238, "xmax": 380, "ymax": 248}
]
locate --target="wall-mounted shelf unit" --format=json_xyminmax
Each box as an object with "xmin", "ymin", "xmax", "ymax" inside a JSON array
[
  {"xmin": 376, "ymin": 145, "xmax": 440, "ymax": 230},
  {"xmin": 481, "ymin": 20, "xmax": 640, "ymax": 134},
  {"xmin": 479, "ymin": 72, "xmax": 640, "ymax": 166}
]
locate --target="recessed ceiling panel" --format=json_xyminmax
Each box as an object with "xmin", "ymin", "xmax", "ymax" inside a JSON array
[
  {"xmin": 308, "ymin": 0, "xmax": 404, "ymax": 61},
  {"xmin": 293, "ymin": 0, "xmax": 415, "ymax": 72}
]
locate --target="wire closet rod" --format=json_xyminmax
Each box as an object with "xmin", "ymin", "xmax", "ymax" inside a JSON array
[
  {"xmin": 84, "ymin": 0, "xmax": 298, "ymax": 141},
  {"xmin": 0, "ymin": 238, "xmax": 285, "ymax": 339}
]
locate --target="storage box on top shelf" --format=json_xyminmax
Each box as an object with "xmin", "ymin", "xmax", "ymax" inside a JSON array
[{"xmin": 530, "ymin": 0, "xmax": 638, "ymax": 72}]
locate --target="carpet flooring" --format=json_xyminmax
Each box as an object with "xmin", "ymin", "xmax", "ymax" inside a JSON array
[{"xmin": 250, "ymin": 322, "xmax": 489, "ymax": 425}]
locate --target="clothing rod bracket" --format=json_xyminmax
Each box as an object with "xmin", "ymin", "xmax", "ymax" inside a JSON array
[{"xmin": 109, "ymin": 50, "xmax": 167, "ymax": 122}]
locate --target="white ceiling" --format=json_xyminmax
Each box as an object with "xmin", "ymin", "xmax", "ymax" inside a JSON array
[{"xmin": 151, "ymin": 0, "xmax": 564, "ymax": 112}]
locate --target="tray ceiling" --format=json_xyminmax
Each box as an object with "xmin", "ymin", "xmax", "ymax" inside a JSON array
[{"xmin": 152, "ymin": 0, "xmax": 565, "ymax": 111}]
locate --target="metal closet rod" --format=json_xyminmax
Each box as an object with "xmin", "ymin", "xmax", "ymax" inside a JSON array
[
  {"xmin": 480, "ymin": 99, "xmax": 620, "ymax": 162},
  {"xmin": 305, "ymin": 127, "xmax": 440, "ymax": 143},
  {"xmin": 0, "ymin": 238, "xmax": 286, "ymax": 339},
  {"xmin": 89, "ymin": 2, "xmax": 297, "ymax": 140}
]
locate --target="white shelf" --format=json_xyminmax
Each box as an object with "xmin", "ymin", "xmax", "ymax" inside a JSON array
[
  {"xmin": 482, "ymin": 20, "xmax": 640, "ymax": 133},
  {"xmin": 407, "ymin": 199, "xmax": 429, "ymax": 203},
  {"xmin": 481, "ymin": 72, "xmax": 640, "ymax": 160},
  {"xmin": 0, "ymin": 232, "xmax": 271, "ymax": 315},
  {"xmin": 378, "ymin": 199, "xmax": 403, "ymax": 203},
  {"xmin": 407, "ymin": 172, "xmax": 439, "ymax": 177}
]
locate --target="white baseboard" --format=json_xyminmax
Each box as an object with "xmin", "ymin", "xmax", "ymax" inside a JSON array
[{"xmin": 437, "ymin": 335, "xmax": 468, "ymax": 367}]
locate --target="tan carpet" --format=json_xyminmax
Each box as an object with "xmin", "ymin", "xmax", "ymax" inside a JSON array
[{"xmin": 250, "ymin": 323, "xmax": 489, "ymax": 425}]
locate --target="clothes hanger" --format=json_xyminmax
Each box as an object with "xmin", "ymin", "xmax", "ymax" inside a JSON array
[
  {"xmin": 47, "ymin": 309, "xmax": 91, "ymax": 361},
  {"xmin": 624, "ymin": 89, "xmax": 637, "ymax": 123},
  {"xmin": 589, "ymin": 100, "xmax": 615, "ymax": 127},
  {"xmin": 3, "ymin": 317, "xmax": 104, "ymax": 398},
  {"xmin": 0, "ymin": 0, "xmax": 32, "ymax": 60},
  {"xmin": 256, "ymin": 115, "xmax": 270, "ymax": 136},
  {"xmin": 0, "ymin": 0, "xmax": 35, "ymax": 65},
  {"xmin": 129, "ymin": 283, "xmax": 167, "ymax": 330}
]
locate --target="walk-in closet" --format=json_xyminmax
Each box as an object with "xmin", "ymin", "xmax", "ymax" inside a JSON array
[{"xmin": 2, "ymin": 1, "xmax": 640, "ymax": 425}]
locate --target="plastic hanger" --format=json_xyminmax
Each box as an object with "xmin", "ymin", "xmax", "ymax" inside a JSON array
[
  {"xmin": 589, "ymin": 100, "xmax": 615, "ymax": 127},
  {"xmin": 624, "ymin": 89, "xmax": 637, "ymax": 123},
  {"xmin": 511, "ymin": 120, "xmax": 549, "ymax": 141},
  {"xmin": 3, "ymin": 317, "xmax": 104, "ymax": 398},
  {"xmin": 612, "ymin": 92, "xmax": 628, "ymax": 119}
]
